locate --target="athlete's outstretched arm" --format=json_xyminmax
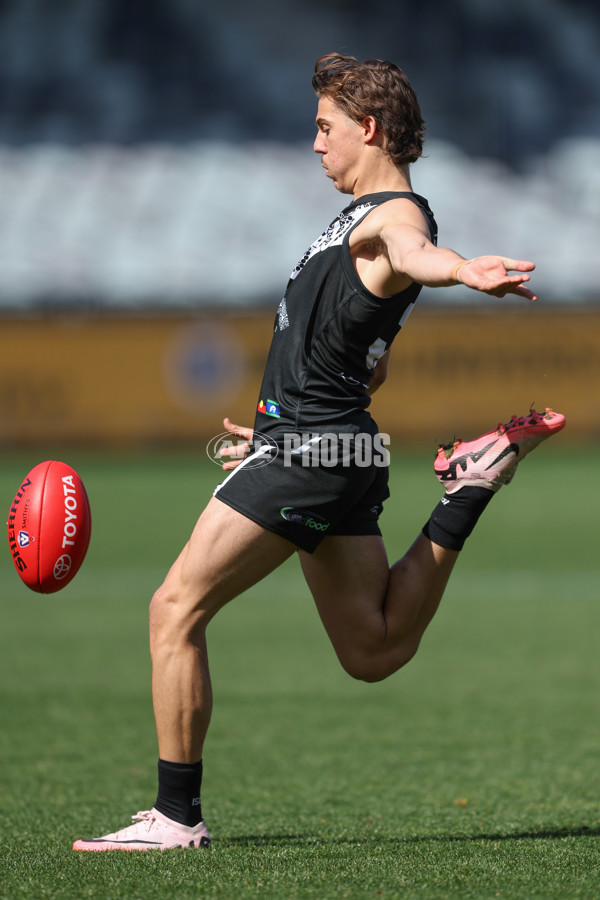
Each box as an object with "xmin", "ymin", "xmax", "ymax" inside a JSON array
[{"xmin": 383, "ymin": 222, "xmax": 538, "ymax": 301}]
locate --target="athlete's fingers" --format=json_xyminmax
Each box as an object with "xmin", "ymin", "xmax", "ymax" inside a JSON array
[
  {"xmin": 488, "ymin": 280, "xmax": 538, "ymax": 301},
  {"xmin": 219, "ymin": 439, "xmax": 251, "ymax": 470},
  {"xmin": 219, "ymin": 418, "xmax": 253, "ymax": 468},
  {"xmin": 221, "ymin": 458, "xmax": 246, "ymax": 471},
  {"xmin": 496, "ymin": 257, "xmax": 535, "ymax": 273},
  {"xmin": 501, "ymin": 272, "xmax": 531, "ymax": 285},
  {"xmin": 223, "ymin": 417, "xmax": 254, "ymax": 440},
  {"xmin": 503, "ymin": 282, "xmax": 539, "ymax": 301},
  {"xmin": 218, "ymin": 442, "xmax": 251, "ymax": 458},
  {"xmin": 459, "ymin": 257, "xmax": 538, "ymax": 300},
  {"xmin": 515, "ymin": 285, "xmax": 538, "ymax": 301}
]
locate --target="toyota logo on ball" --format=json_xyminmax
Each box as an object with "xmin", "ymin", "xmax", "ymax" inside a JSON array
[
  {"xmin": 53, "ymin": 554, "xmax": 72, "ymax": 580},
  {"xmin": 206, "ymin": 431, "xmax": 279, "ymax": 469}
]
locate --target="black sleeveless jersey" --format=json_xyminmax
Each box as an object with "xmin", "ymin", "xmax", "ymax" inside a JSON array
[{"xmin": 253, "ymin": 191, "xmax": 437, "ymax": 433}]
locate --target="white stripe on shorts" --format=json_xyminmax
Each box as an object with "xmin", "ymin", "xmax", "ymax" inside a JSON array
[{"xmin": 213, "ymin": 443, "xmax": 275, "ymax": 496}]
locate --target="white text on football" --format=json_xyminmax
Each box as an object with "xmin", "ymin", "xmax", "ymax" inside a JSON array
[{"xmin": 62, "ymin": 475, "xmax": 79, "ymax": 548}]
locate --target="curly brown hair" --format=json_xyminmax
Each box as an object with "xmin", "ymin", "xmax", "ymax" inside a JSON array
[{"xmin": 312, "ymin": 52, "xmax": 425, "ymax": 166}]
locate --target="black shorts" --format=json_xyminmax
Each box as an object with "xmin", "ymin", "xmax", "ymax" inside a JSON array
[{"xmin": 213, "ymin": 427, "xmax": 390, "ymax": 553}]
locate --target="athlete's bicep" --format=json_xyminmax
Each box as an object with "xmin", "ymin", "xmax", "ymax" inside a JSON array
[
  {"xmin": 382, "ymin": 222, "xmax": 435, "ymax": 278},
  {"xmin": 384, "ymin": 222, "xmax": 466, "ymax": 287}
]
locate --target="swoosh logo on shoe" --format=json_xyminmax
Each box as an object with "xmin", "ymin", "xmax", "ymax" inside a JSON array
[
  {"xmin": 437, "ymin": 439, "xmax": 499, "ymax": 482},
  {"xmin": 94, "ymin": 839, "xmax": 162, "ymax": 845},
  {"xmin": 484, "ymin": 442, "xmax": 519, "ymax": 471}
]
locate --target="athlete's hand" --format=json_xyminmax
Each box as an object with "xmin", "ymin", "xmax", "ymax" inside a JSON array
[
  {"xmin": 455, "ymin": 256, "xmax": 538, "ymax": 301},
  {"xmin": 219, "ymin": 417, "xmax": 254, "ymax": 470}
]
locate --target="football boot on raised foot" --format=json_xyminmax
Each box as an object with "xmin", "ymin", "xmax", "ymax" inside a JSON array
[
  {"xmin": 73, "ymin": 808, "xmax": 211, "ymax": 851},
  {"xmin": 434, "ymin": 408, "xmax": 565, "ymax": 494}
]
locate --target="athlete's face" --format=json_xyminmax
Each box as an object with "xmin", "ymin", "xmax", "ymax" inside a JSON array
[{"xmin": 314, "ymin": 96, "xmax": 367, "ymax": 194}]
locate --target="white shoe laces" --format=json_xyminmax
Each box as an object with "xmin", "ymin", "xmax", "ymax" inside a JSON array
[{"xmin": 131, "ymin": 811, "xmax": 156, "ymax": 829}]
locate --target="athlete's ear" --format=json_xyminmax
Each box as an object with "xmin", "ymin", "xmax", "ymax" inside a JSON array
[{"xmin": 361, "ymin": 115, "xmax": 379, "ymax": 145}]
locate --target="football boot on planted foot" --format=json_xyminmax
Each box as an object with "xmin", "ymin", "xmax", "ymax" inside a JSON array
[
  {"xmin": 434, "ymin": 408, "xmax": 565, "ymax": 494},
  {"xmin": 73, "ymin": 808, "xmax": 211, "ymax": 851}
]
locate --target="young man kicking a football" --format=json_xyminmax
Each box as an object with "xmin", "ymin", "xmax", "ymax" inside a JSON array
[{"xmin": 73, "ymin": 52, "xmax": 564, "ymax": 851}]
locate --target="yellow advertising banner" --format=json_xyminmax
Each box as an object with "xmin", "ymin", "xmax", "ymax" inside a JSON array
[
  {"xmin": 0, "ymin": 307, "xmax": 597, "ymax": 447},
  {"xmin": 369, "ymin": 306, "xmax": 600, "ymax": 443}
]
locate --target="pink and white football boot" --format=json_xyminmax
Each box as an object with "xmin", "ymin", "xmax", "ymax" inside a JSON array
[
  {"xmin": 73, "ymin": 809, "xmax": 211, "ymax": 851},
  {"xmin": 434, "ymin": 408, "xmax": 566, "ymax": 494}
]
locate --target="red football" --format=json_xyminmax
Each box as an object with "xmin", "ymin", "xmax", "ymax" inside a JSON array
[{"xmin": 7, "ymin": 460, "xmax": 92, "ymax": 594}]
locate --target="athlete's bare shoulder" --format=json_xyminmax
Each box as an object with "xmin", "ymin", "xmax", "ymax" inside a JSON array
[
  {"xmin": 349, "ymin": 197, "xmax": 430, "ymax": 298},
  {"xmin": 352, "ymin": 196, "xmax": 430, "ymax": 245}
]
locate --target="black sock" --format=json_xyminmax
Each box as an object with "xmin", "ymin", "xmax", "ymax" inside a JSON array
[
  {"xmin": 154, "ymin": 759, "xmax": 204, "ymax": 827},
  {"xmin": 422, "ymin": 486, "xmax": 495, "ymax": 551}
]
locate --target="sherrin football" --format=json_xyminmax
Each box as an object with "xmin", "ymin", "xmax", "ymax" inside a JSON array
[{"xmin": 7, "ymin": 460, "xmax": 91, "ymax": 593}]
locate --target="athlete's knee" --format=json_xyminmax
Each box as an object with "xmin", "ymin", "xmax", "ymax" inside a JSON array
[
  {"xmin": 336, "ymin": 648, "xmax": 389, "ymax": 683},
  {"xmin": 149, "ymin": 582, "xmax": 171, "ymax": 632},
  {"xmin": 337, "ymin": 640, "xmax": 420, "ymax": 683},
  {"xmin": 341, "ymin": 657, "xmax": 389, "ymax": 683},
  {"xmin": 149, "ymin": 583, "xmax": 178, "ymax": 650},
  {"xmin": 149, "ymin": 579, "xmax": 209, "ymax": 651}
]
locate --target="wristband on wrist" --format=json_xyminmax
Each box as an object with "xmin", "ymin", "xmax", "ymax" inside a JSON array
[{"xmin": 450, "ymin": 259, "xmax": 471, "ymax": 283}]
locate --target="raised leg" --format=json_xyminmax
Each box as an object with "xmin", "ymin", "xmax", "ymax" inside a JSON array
[{"xmin": 299, "ymin": 533, "xmax": 458, "ymax": 682}]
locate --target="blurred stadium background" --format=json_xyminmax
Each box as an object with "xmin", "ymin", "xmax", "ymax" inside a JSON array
[{"xmin": 0, "ymin": 0, "xmax": 598, "ymax": 447}]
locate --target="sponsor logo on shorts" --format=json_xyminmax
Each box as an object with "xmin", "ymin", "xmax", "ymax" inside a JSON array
[{"xmin": 280, "ymin": 507, "xmax": 330, "ymax": 531}]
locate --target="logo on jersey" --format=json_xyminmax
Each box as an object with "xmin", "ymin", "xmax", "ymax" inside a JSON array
[
  {"xmin": 258, "ymin": 399, "xmax": 280, "ymax": 418},
  {"xmin": 366, "ymin": 337, "xmax": 388, "ymax": 371},
  {"xmin": 275, "ymin": 297, "xmax": 289, "ymax": 332},
  {"xmin": 289, "ymin": 203, "xmax": 375, "ymax": 281}
]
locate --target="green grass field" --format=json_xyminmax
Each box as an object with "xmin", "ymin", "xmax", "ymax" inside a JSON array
[{"xmin": 1, "ymin": 445, "xmax": 598, "ymax": 899}]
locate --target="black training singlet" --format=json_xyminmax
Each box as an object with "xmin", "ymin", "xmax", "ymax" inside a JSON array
[{"xmin": 254, "ymin": 191, "xmax": 437, "ymax": 433}]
